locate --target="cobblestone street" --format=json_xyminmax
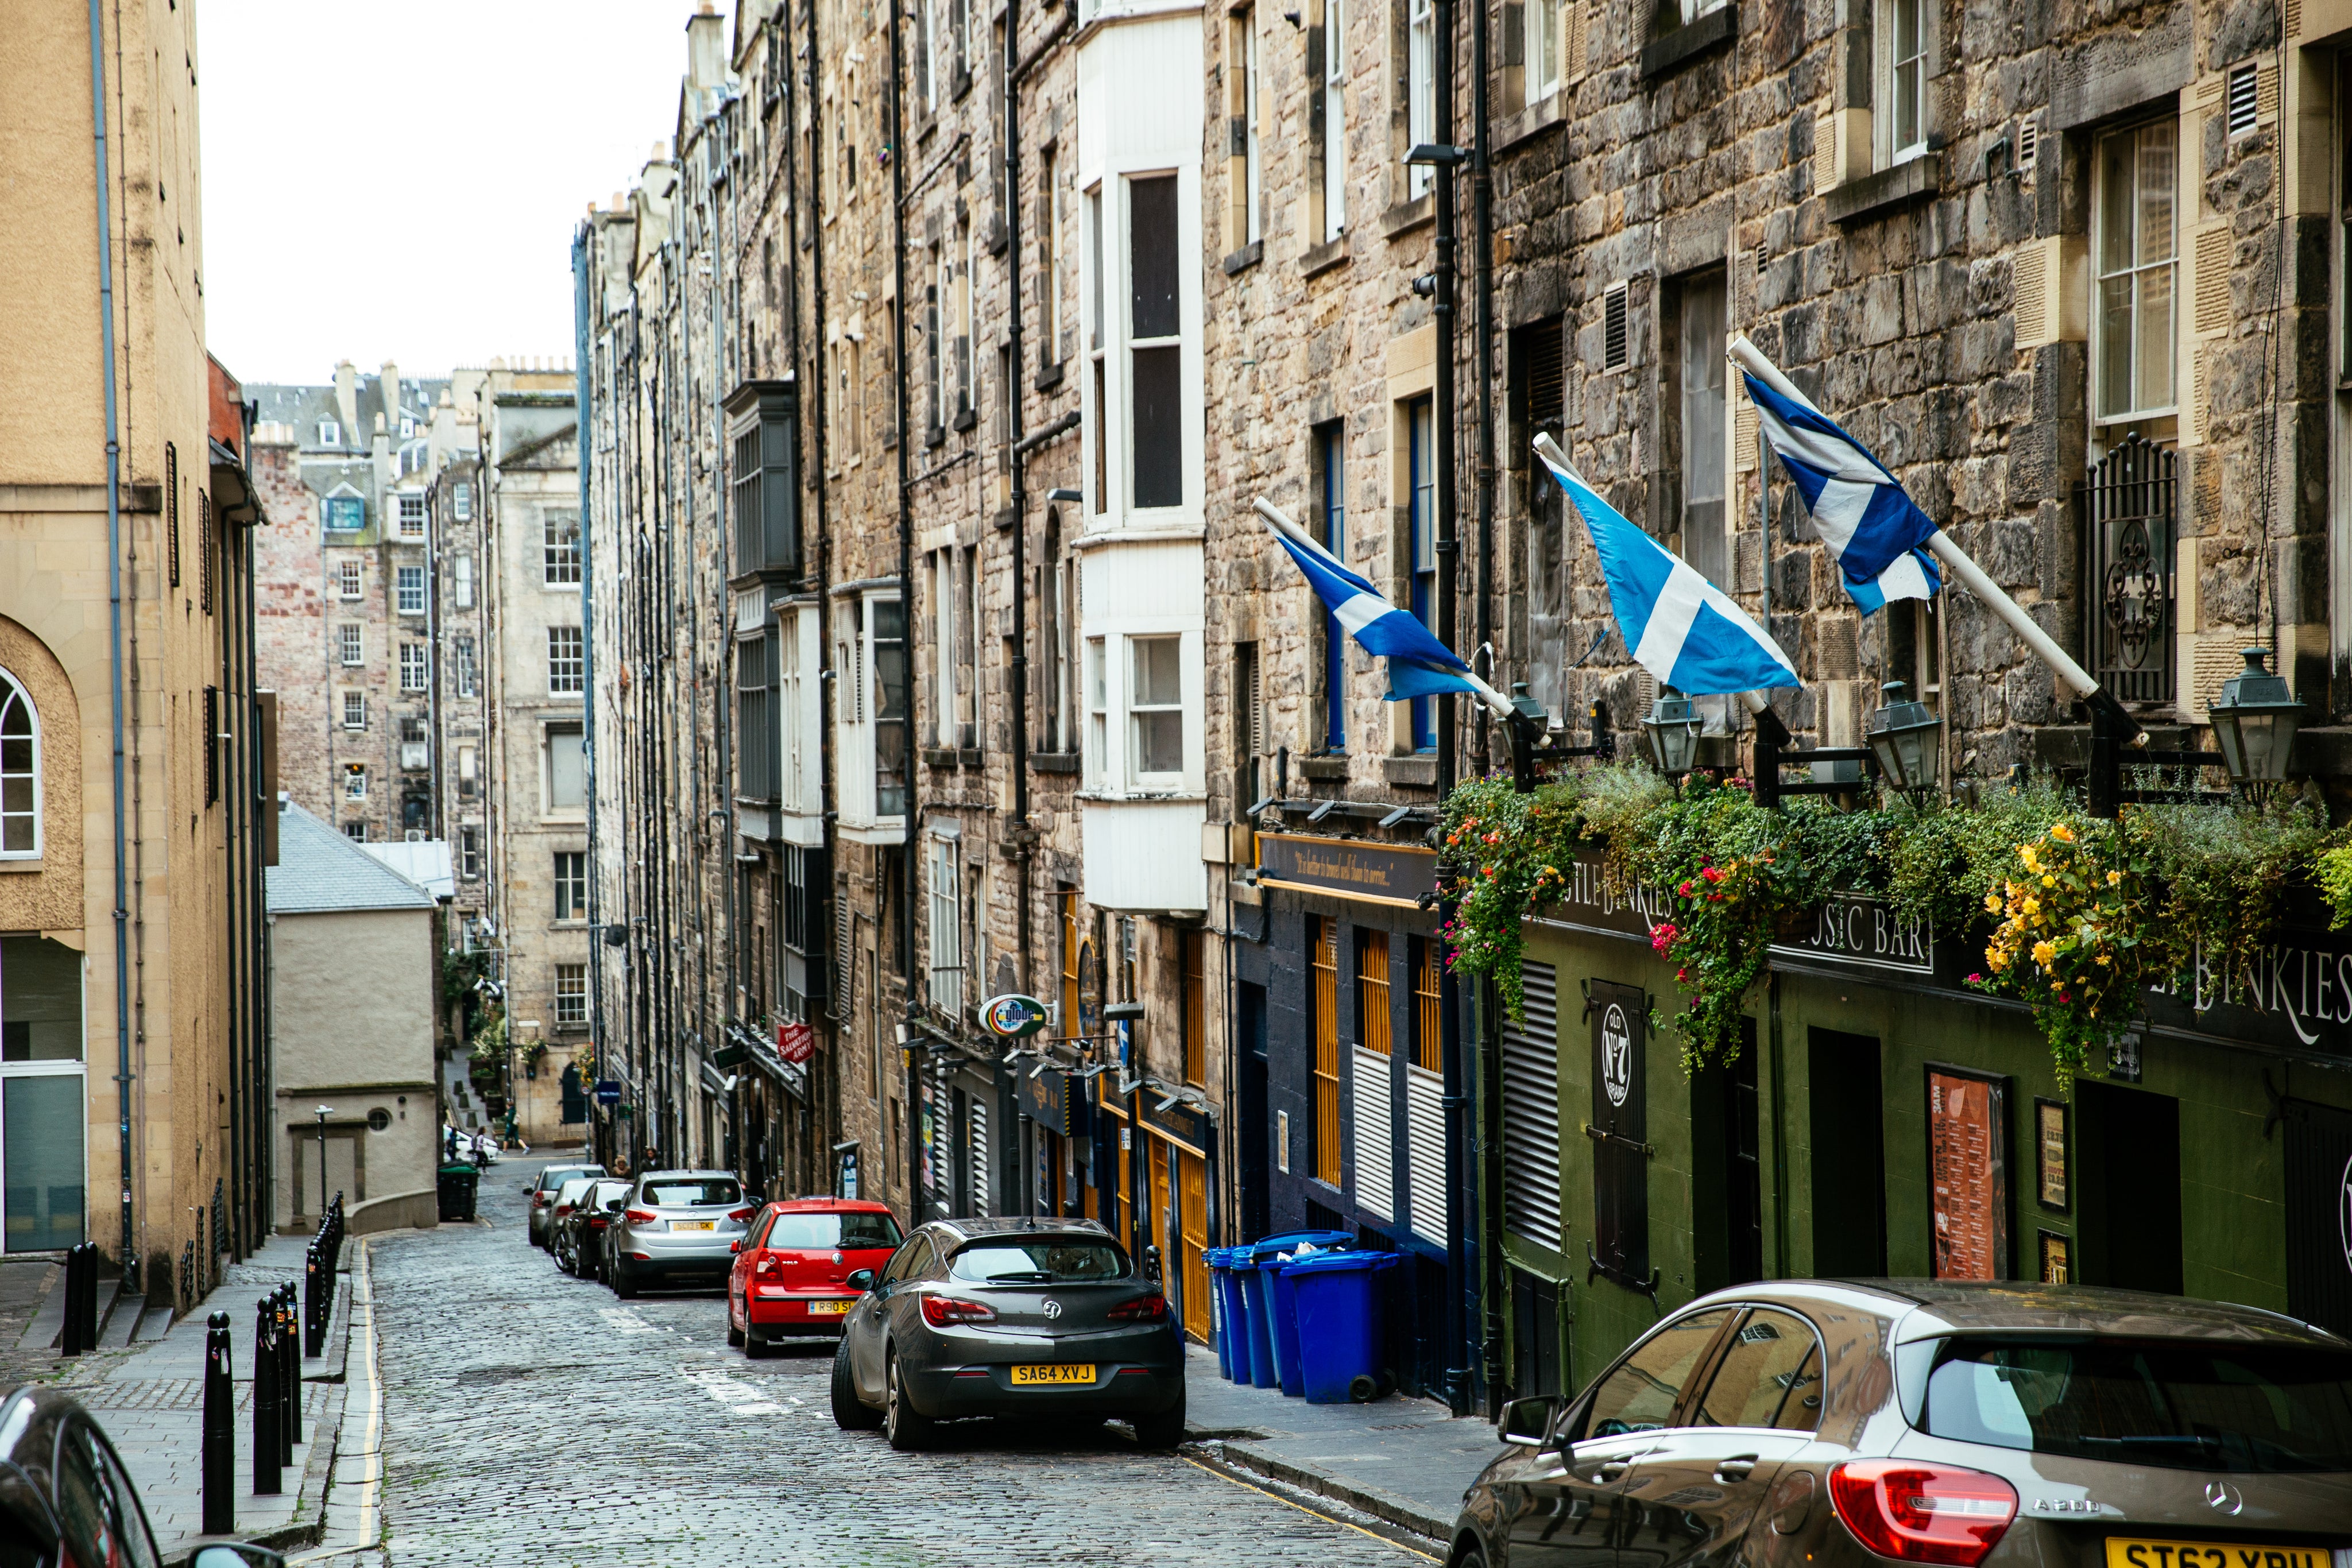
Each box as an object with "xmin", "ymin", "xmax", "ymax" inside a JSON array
[{"xmin": 365, "ymin": 1172, "xmax": 1440, "ymax": 1567}]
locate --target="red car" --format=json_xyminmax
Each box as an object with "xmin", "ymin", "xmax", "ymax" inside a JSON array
[{"xmin": 728, "ymin": 1198, "xmax": 903, "ymax": 1356}]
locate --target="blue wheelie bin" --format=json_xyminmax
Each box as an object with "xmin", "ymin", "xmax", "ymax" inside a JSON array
[
  {"xmin": 1204, "ymin": 1248, "xmax": 1238, "ymax": 1380},
  {"xmin": 1244, "ymin": 1230, "xmax": 1353, "ymax": 1396},
  {"xmin": 1287, "ymin": 1250, "xmax": 1399, "ymax": 1403}
]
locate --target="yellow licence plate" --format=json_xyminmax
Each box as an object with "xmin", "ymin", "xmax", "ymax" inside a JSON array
[
  {"xmin": 2106, "ymin": 1540, "xmax": 2329, "ymax": 1568},
  {"xmin": 675, "ymin": 1221, "xmax": 715, "ymax": 1232},
  {"xmin": 1009, "ymin": 1364, "xmax": 1096, "ymax": 1387},
  {"xmin": 807, "ymin": 1299, "xmax": 852, "ymax": 1316}
]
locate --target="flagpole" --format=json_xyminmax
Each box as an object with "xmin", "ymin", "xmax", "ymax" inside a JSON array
[
  {"xmin": 1725, "ymin": 334, "xmax": 2118, "ymax": 717},
  {"xmin": 1251, "ymin": 497, "xmax": 1517, "ymax": 721}
]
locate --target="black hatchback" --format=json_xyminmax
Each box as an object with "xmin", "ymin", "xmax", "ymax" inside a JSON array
[{"xmin": 829, "ymin": 1217, "xmax": 1185, "ymax": 1451}]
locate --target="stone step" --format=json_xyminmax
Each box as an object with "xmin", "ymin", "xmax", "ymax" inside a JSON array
[
  {"xmin": 98, "ymin": 1292, "xmax": 142, "ymax": 1349},
  {"xmin": 133, "ymin": 1305, "xmax": 175, "ymax": 1341}
]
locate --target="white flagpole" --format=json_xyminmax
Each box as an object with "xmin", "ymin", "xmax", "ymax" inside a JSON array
[
  {"xmin": 1251, "ymin": 496, "xmax": 1516, "ymax": 720},
  {"xmin": 1726, "ymin": 332, "xmax": 2103, "ymax": 704}
]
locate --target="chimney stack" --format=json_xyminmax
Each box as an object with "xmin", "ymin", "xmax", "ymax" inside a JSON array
[{"xmin": 333, "ymin": 359, "xmax": 358, "ymax": 444}]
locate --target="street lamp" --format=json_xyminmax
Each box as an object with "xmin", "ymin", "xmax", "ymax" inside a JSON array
[
  {"xmin": 314, "ymin": 1106, "xmax": 331, "ymax": 1224},
  {"xmin": 2208, "ymin": 646, "xmax": 2303, "ymax": 795},
  {"xmin": 1866, "ymin": 680, "xmax": 1944, "ymax": 801},
  {"xmin": 1641, "ymin": 687, "xmax": 1702, "ymax": 779}
]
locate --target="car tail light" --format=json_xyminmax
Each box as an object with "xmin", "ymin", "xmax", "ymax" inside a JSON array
[
  {"xmin": 920, "ymin": 1295, "xmax": 998, "ymax": 1327},
  {"xmin": 1828, "ymin": 1461, "xmax": 2017, "ymax": 1567},
  {"xmin": 1107, "ymin": 1294, "xmax": 1169, "ymax": 1322},
  {"xmin": 532, "ymin": 1193, "xmax": 551, "ymax": 1207},
  {"xmin": 754, "ymin": 1257, "xmax": 780, "ymax": 1277},
  {"xmin": 728, "ymin": 1206, "xmax": 755, "ymax": 1221},
  {"xmin": 588, "ymin": 1217, "xmax": 609, "ymax": 1230},
  {"xmin": 625, "ymin": 1209, "xmax": 658, "ymax": 1225}
]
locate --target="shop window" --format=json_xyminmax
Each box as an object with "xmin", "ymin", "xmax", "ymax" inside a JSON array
[
  {"xmin": 1, "ymin": 936, "xmax": 86, "ymax": 1252},
  {"xmin": 1409, "ymin": 937, "xmax": 1440, "ymax": 1073},
  {"xmin": 1310, "ymin": 916, "xmax": 1341, "ymax": 1186}
]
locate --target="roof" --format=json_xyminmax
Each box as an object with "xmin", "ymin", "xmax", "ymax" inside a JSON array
[
  {"xmin": 360, "ymin": 839, "xmax": 453, "ymax": 901},
  {"xmin": 926, "ymin": 1217, "xmax": 1113, "ymax": 1244},
  {"xmin": 1847, "ymin": 1279, "xmax": 2340, "ymax": 1347},
  {"xmin": 265, "ymin": 801, "xmax": 438, "ymax": 915}
]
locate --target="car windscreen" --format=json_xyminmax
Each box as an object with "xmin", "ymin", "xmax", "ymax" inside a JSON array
[
  {"xmin": 539, "ymin": 1167, "xmax": 598, "ymax": 1191},
  {"xmin": 768, "ymin": 1212, "xmax": 903, "ymax": 1250},
  {"xmin": 947, "ymin": 1239, "xmax": 1127, "ymax": 1285},
  {"xmin": 1920, "ymin": 1336, "xmax": 2352, "ymax": 1474},
  {"xmin": 642, "ymin": 1179, "xmax": 742, "ymax": 1207},
  {"xmin": 554, "ymin": 1180, "xmax": 597, "ymax": 1205}
]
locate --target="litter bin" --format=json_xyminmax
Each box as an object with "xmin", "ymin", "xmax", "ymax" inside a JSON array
[
  {"xmin": 1203, "ymin": 1249, "xmax": 1237, "ymax": 1380},
  {"xmin": 1213, "ymin": 1252, "xmax": 1255, "ymax": 1382},
  {"xmin": 1243, "ymin": 1230, "xmax": 1353, "ymax": 1396},
  {"xmin": 436, "ymin": 1163, "xmax": 479, "ymax": 1223},
  {"xmin": 1287, "ymin": 1250, "xmax": 1398, "ymax": 1403}
]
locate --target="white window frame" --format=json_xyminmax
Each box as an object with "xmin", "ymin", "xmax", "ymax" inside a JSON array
[
  {"xmin": 1880, "ymin": 0, "xmax": 1927, "ymax": 165},
  {"xmin": 1323, "ymin": 0, "xmax": 1348, "ymax": 239},
  {"xmin": 0, "ymin": 668, "xmax": 44, "ymax": 860},
  {"xmin": 927, "ymin": 832, "xmax": 963, "ymax": 1016},
  {"xmin": 335, "ymin": 560, "xmax": 362, "ymax": 601},
  {"xmin": 548, "ymin": 626, "xmax": 585, "ymax": 695},
  {"xmin": 1243, "ymin": 12, "xmax": 1264, "ymax": 245},
  {"xmin": 396, "ymin": 493, "xmax": 426, "ymax": 538},
  {"xmin": 341, "ymin": 692, "xmax": 367, "ymax": 731},
  {"xmin": 454, "ymin": 636, "xmax": 477, "ymax": 698},
  {"xmin": 1084, "ymin": 637, "xmax": 1107, "ymax": 785},
  {"xmin": 2091, "ymin": 117, "xmax": 2180, "ymax": 424},
  {"xmin": 318, "ymin": 419, "xmax": 339, "ymax": 447},
  {"xmin": 1406, "ymin": 0, "xmax": 1434, "ymax": 199},
  {"xmin": 1526, "ymin": 0, "xmax": 1561, "ymax": 104},
  {"xmin": 395, "ymin": 565, "xmax": 426, "ymax": 617},
  {"xmin": 553, "ymin": 962, "xmax": 588, "ymax": 1026},
  {"xmin": 545, "ymin": 724, "xmax": 586, "ymax": 814},
  {"xmin": 453, "ymin": 554, "xmax": 474, "ymax": 609},
  {"xmin": 543, "ymin": 512, "xmax": 582, "ymax": 586},
  {"xmin": 399, "ymin": 643, "xmax": 428, "ymax": 694},
  {"xmin": 1126, "ymin": 634, "xmax": 1185, "ymax": 783},
  {"xmin": 554, "ymin": 850, "xmax": 587, "ymax": 922},
  {"xmin": 452, "ymin": 481, "xmax": 472, "ymax": 522},
  {"xmin": 336, "ymin": 624, "xmax": 363, "ymax": 668}
]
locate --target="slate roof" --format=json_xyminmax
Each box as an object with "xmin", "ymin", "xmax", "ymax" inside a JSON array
[{"xmin": 265, "ymin": 800, "xmax": 438, "ymax": 915}]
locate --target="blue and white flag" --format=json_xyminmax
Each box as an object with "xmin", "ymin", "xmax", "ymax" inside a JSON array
[
  {"xmin": 1738, "ymin": 365, "xmax": 1941, "ymax": 613},
  {"xmin": 1533, "ymin": 437, "xmax": 1798, "ymax": 696},
  {"xmin": 1253, "ymin": 501, "xmax": 1479, "ymax": 703}
]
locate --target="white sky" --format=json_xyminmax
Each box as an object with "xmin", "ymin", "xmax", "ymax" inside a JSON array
[{"xmin": 198, "ymin": 0, "xmax": 701, "ymax": 384}]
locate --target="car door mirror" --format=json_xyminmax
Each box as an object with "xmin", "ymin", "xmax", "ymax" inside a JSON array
[
  {"xmin": 1497, "ymin": 1395, "xmax": 1560, "ymax": 1448},
  {"xmin": 846, "ymin": 1268, "xmax": 876, "ymax": 1292},
  {"xmin": 604, "ymin": 1198, "xmax": 624, "ymax": 1212}
]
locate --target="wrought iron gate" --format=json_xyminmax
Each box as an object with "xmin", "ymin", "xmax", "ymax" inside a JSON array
[{"xmin": 2080, "ymin": 433, "xmax": 2177, "ymax": 704}]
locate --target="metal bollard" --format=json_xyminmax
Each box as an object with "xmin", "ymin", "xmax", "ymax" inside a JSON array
[
  {"xmin": 60, "ymin": 1244, "xmax": 94, "ymax": 1356},
  {"xmin": 202, "ymin": 1311, "xmax": 234, "ymax": 1535},
  {"xmin": 303, "ymin": 1245, "xmax": 322, "ymax": 1357},
  {"xmin": 277, "ymin": 1286, "xmax": 299, "ymax": 1457},
  {"xmin": 252, "ymin": 1297, "xmax": 281, "ymax": 1496}
]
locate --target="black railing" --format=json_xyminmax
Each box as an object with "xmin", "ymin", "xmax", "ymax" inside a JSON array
[{"xmin": 2080, "ymin": 432, "xmax": 2177, "ymax": 705}]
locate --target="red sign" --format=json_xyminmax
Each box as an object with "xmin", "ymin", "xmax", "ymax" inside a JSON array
[{"xmin": 776, "ymin": 1021, "xmax": 814, "ymax": 1065}]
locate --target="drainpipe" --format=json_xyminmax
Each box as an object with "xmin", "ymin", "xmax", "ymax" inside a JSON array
[
  {"xmin": 575, "ymin": 225, "xmax": 604, "ymax": 1154},
  {"xmin": 703, "ymin": 98, "xmax": 743, "ymax": 1180},
  {"xmin": 87, "ymin": 0, "xmax": 136, "ymax": 1289},
  {"xmin": 1469, "ymin": 0, "xmax": 1501, "ymax": 1414},
  {"xmin": 1433, "ymin": 0, "xmax": 1469, "ymax": 1419},
  {"xmin": 889, "ymin": 0, "xmax": 924, "ymax": 1216}
]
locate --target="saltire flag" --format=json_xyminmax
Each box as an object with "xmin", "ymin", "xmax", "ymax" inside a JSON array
[
  {"xmin": 1253, "ymin": 501, "xmax": 1480, "ymax": 703},
  {"xmin": 1739, "ymin": 370, "xmax": 1941, "ymax": 613},
  {"xmin": 1533, "ymin": 435, "xmax": 1798, "ymax": 696}
]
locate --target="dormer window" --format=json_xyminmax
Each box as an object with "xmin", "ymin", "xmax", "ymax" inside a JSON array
[
  {"xmin": 324, "ymin": 496, "xmax": 363, "ymax": 532},
  {"xmin": 318, "ymin": 419, "xmax": 340, "ymax": 447}
]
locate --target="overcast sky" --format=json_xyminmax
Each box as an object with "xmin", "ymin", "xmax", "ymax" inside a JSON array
[{"xmin": 199, "ymin": 0, "xmax": 698, "ymax": 385}]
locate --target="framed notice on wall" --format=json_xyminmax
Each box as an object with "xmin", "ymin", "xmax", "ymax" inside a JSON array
[
  {"xmin": 2034, "ymin": 1097, "xmax": 2069, "ymax": 1213},
  {"xmin": 2038, "ymin": 1230, "xmax": 2071, "ymax": 1283},
  {"xmin": 1927, "ymin": 1066, "xmax": 2010, "ymax": 1280}
]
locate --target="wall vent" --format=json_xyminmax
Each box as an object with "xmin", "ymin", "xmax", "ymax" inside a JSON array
[{"xmin": 1600, "ymin": 282, "xmax": 1628, "ymax": 371}]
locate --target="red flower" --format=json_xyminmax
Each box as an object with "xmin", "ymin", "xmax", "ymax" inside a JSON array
[
  {"xmin": 1648, "ymin": 922, "xmax": 1679, "ymax": 957},
  {"xmin": 1700, "ymin": 866, "xmax": 1727, "ymax": 884},
  {"xmin": 1676, "ymin": 880, "xmax": 1695, "ymax": 897},
  {"xmin": 1708, "ymin": 893, "xmax": 1724, "ymax": 903}
]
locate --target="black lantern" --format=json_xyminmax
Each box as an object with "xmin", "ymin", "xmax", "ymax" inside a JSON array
[
  {"xmin": 1641, "ymin": 687, "xmax": 1702, "ymax": 778},
  {"xmin": 2208, "ymin": 647, "xmax": 2303, "ymax": 790},
  {"xmin": 1866, "ymin": 680, "xmax": 1943, "ymax": 799}
]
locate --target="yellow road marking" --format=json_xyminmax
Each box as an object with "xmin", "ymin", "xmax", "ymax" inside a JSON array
[{"xmin": 1177, "ymin": 1453, "xmax": 1441, "ymax": 1562}]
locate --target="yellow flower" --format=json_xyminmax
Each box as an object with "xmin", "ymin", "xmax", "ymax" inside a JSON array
[
  {"xmin": 2031, "ymin": 940, "xmax": 2057, "ymax": 967},
  {"xmin": 2095, "ymin": 954, "xmax": 2111, "ymax": 966},
  {"xmin": 2042, "ymin": 875, "xmax": 2056, "ymax": 888},
  {"xmin": 2106, "ymin": 870, "xmax": 2123, "ymax": 886},
  {"xmin": 1984, "ymin": 891, "xmax": 2003, "ymax": 913},
  {"xmin": 2049, "ymin": 822, "xmax": 2076, "ymax": 843},
  {"xmin": 2022, "ymin": 897, "xmax": 2040, "ymax": 916},
  {"xmin": 2020, "ymin": 847, "xmax": 2042, "ymax": 873}
]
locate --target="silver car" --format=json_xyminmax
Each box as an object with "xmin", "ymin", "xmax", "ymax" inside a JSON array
[
  {"xmin": 524, "ymin": 1162, "xmax": 606, "ymax": 1249},
  {"xmin": 608, "ymin": 1170, "xmax": 752, "ymax": 1297}
]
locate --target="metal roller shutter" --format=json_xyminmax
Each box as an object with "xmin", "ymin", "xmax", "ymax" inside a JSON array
[{"xmin": 1501, "ymin": 961, "xmax": 1563, "ymax": 1250}]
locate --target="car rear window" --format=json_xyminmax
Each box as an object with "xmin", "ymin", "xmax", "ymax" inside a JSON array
[
  {"xmin": 767, "ymin": 1212, "xmax": 902, "ymax": 1250},
  {"xmin": 1921, "ymin": 1337, "xmax": 2352, "ymax": 1474},
  {"xmin": 947, "ymin": 1239, "xmax": 1127, "ymax": 1284},
  {"xmin": 539, "ymin": 1166, "xmax": 599, "ymax": 1191},
  {"xmin": 642, "ymin": 1179, "xmax": 742, "ymax": 1207}
]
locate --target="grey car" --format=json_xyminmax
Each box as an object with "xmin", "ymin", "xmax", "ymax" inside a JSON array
[
  {"xmin": 1450, "ymin": 1279, "xmax": 2352, "ymax": 1568},
  {"xmin": 524, "ymin": 1162, "xmax": 605, "ymax": 1249},
  {"xmin": 606, "ymin": 1170, "xmax": 751, "ymax": 1297},
  {"xmin": 829, "ymin": 1217, "xmax": 1184, "ymax": 1452}
]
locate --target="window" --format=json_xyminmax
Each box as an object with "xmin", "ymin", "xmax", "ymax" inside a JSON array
[
  {"xmin": 870, "ymin": 598, "xmax": 908, "ymax": 816},
  {"xmin": 343, "ymin": 820, "xmax": 368, "ymax": 841},
  {"xmin": 928, "ymin": 834, "xmax": 962, "ymax": 1015},
  {"xmin": 336, "ymin": 560, "xmax": 362, "ymax": 600},
  {"xmin": 1576, "ymin": 1310, "xmax": 1734, "ymax": 1439},
  {"xmin": 1410, "ymin": 936, "xmax": 1441, "ymax": 1072},
  {"xmin": 957, "ymin": 225, "xmax": 975, "ymax": 417},
  {"xmin": 1678, "ymin": 273, "xmax": 1728, "ymax": 587},
  {"xmin": 779, "ymin": 610, "xmax": 808, "ymax": 811},
  {"xmin": 1882, "ymin": 0, "xmax": 1927, "ymax": 162},
  {"xmin": 1316, "ymin": 421, "xmax": 1347, "ymax": 750},
  {"xmin": 1321, "ymin": 0, "xmax": 1347, "ymax": 240},
  {"xmin": 1406, "ymin": 395, "xmax": 1437, "ymax": 750},
  {"xmin": 1128, "ymin": 636, "xmax": 1183, "ymax": 777},
  {"xmin": 738, "ymin": 623, "xmax": 778, "ymax": 801},
  {"xmin": 324, "ymin": 495, "xmax": 363, "ymax": 532},
  {"xmin": 548, "ymin": 626, "xmax": 585, "ymax": 694},
  {"xmin": 554, "ymin": 963, "xmax": 587, "ymax": 1027},
  {"xmin": 1231, "ymin": 10, "xmax": 1263, "ymax": 247},
  {"xmin": 343, "ymin": 762, "xmax": 367, "ymax": 799},
  {"xmin": 452, "ymin": 554, "xmax": 474, "ymax": 609},
  {"xmin": 1088, "ymin": 187, "xmax": 1108, "ymax": 510},
  {"xmin": 1357, "ymin": 932, "xmax": 1392, "ymax": 1055},
  {"xmin": 1690, "ymin": 1309, "xmax": 1823, "ymax": 1431},
  {"xmin": 397, "ymin": 493, "xmax": 426, "ymax": 538},
  {"xmin": 399, "ymin": 644, "xmax": 428, "ymax": 693},
  {"xmin": 1602, "ymin": 280, "xmax": 1630, "ymax": 371},
  {"xmin": 396, "ymin": 565, "xmax": 425, "ymax": 616},
  {"xmin": 341, "ymin": 691, "xmax": 367, "ymax": 730},
  {"xmin": 1676, "ymin": 0, "xmax": 1726, "ymax": 20},
  {"xmin": 454, "ymin": 636, "xmax": 477, "ymax": 698},
  {"xmin": 458, "ymin": 824, "xmax": 481, "ymax": 878},
  {"xmin": 1128, "ymin": 175, "xmax": 1184, "ymax": 509},
  {"xmin": 452, "ymin": 480, "xmax": 472, "ymax": 521},
  {"xmin": 1045, "ymin": 151, "xmax": 1068, "ymax": 363},
  {"xmin": 1085, "ymin": 637, "xmax": 1107, "ymax": 783},
  {"xmin": 2094, "ymin": 119, "xmax": 2179, "ymax": 421},
  {"xmin": 554, "ymin": 851, "xmax": 587, "ymax": 920},
  {"xmin": 1406, "ymin": 0, "xmax": 1435, "ymax": 199},
  {"xmin": 931, "ymin": 550, "xmax": 960, "ymax": 746},
  {"xmin": 458, "ymin": 744, "xmax": 478, "ymax": 801},
  {"xmin": 316, "ymin": 418, "xmax": 341, "ymax": 447},
  {"xmin": 1182, "ymin": 928, "xmax": 1206, "ymax": 1085},
  {"xmin": 1310, "ymin": 917, "xmax": 1341, "ymax": 1185},
  {"xmin": 1235, "ymin": 642, "xmax": 1265, "ymax": 804},
  {"xmin": 1526, "ymin": 0, "xmax": 1561, "ymax": 103},
  {"xmin": 544, "ymin": 511, "xmax": 581, "ymax": 584},
  {"xmin": 166, "ymin": 443, "xmax": 181, "ymax": 589},
  {"xmin": 1041, "ymin": 521, "xmax": 1071, "ymax": 752},
  {"xmin": 546, "ymin": 725, "xmax": 585, "ymax": 811},
  {"xmin": 729, "ymin": 388, "xmax": 800, "ymax": 576},
  {"xmin": 0, "ymin": 672, "xmax": 40, "ymax": 857}
]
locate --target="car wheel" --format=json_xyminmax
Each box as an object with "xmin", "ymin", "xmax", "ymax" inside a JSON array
[
  {"xmin": 883, "ymin": 1348, "xmax": 934, "ymax": 1451},
  {"xmin": 727, "ymin": 1318, "xmax": 745, "ymax": 1348},
  {"xmin": 1129, "ymin": 1399, "xmax": 1185, "ymax": 1451},
  {"xmin": 612, "ymin": 1264, "xmax": 639, "ymax": 1299},
  {"xmin": 830, "ymin": 1337, "xmax": 881, "ymax": 1431},
  {"xmin": 558, "ymin": 1241, "xmax": 575, "ymax": 1276},
  {"xmin": 743, "ymin": 1326, "xmax": 771, "ymax": 1360}
]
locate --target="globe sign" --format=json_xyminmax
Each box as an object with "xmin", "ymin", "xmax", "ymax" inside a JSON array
[{"xmin": 978, "ymin": 993, "xmax": 1051, "ymax": 1040}]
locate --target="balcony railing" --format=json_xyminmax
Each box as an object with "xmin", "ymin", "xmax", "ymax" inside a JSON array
[{"xmin": 2079, "ymin": 432, "xmax": 2176, "ymax": 706}]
